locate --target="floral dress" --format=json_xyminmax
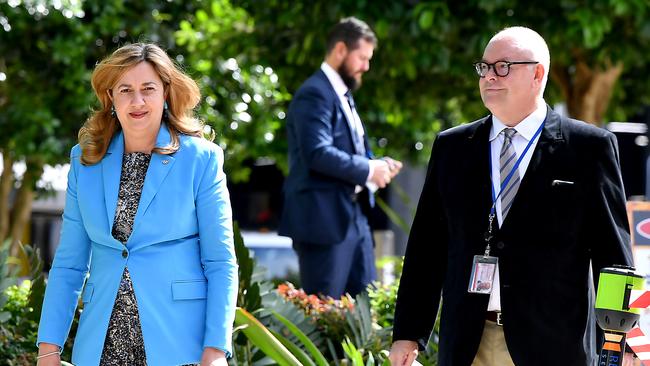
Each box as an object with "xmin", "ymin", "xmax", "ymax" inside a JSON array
[{"xmin": 99, "ymin": 152, "xmax": 198, "ymax": 366}]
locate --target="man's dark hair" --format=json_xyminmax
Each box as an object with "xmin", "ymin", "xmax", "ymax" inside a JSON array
[{"xmin": 326, "ymin": 17, "xmax": 377, "ymax": 54}]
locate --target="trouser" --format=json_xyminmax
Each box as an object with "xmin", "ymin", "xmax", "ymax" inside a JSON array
[
  {"xmin": 293, "ymin": 203, "xmax": 376, "ymax": 298},
  {"xmin": 472, "ymin": 320, "xmax": 516, "ymax": 366}
]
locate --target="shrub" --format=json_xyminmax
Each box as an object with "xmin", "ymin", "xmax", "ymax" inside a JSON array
[
  {"xmin": 0, "ymin": 281, "xmax": 38, "ymax": 365},
  {"xmin": 368, "ymin": 281, "xmax": 399, "ymax": 329},
  {"xmin": 277, "ymin": 282, "xmax": 355, "ymax": 346}
]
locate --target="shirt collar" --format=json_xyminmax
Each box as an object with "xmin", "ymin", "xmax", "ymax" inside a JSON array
[
  {"xmin": 489, "ymin": 103, "xmax": 548, "ymax": 142},
  {"xmin": 321, "ymin": 62, "xmax": 349, "ymax": 98}
]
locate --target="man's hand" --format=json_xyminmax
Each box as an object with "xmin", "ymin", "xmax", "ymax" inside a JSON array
[
  {"xmin": 369, "ymin": 159, "xmax": 392, "ymax": 188},
  {"xmin": 389, "ymin": 340, "xmax": 419, "ymax": 366},
  {"xmin": 382, "ymin": 157, "xmax": 403, "ymax": 178},
  {"xmin": 200, "ymin": 347, "xmax": 228, "ymax": 366}
]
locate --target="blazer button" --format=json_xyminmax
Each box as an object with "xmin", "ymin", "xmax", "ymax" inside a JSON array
[
  {"xmin": 122, "ymin": 249, "xmax": 128, "ymax": 258},
  {"xmin": 496, "ymin": 241, "xmax": 505, "ymax": 250}
]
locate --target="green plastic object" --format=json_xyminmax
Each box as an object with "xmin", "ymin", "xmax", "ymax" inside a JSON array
[{"xmin": 595, "ymin": 265, "xmax": 644, "ymax": 333}]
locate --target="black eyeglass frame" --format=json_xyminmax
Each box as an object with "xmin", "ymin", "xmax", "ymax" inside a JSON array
[{"xmin": 473, "ymin": 61, "xmax": 539, "ymax": 77}]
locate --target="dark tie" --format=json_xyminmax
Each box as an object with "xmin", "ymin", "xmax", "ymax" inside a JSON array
[
  {"xmin": 344, "ymin": 90, "xmax": 366, "ymax": 156},
  {"xmin": 499, "ymin": 128, "xmax": 520, "ymax": 220}
]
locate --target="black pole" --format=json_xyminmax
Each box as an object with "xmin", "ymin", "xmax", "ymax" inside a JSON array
[{"xmin": 599, "ymin": 331, "xmax": 626, "ymax": 366}]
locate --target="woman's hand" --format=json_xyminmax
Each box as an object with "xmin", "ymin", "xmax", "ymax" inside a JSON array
[
  {"xmin": 36, "ymin": 354, "xmax": 61, "ymax": 366},
  {"xmin": 36, "ymin": 343, "xmax": 61, "ymax": 366},
  {"xmin": 200, "ymin": 347, "xmax": 228, "ymax": 366}
]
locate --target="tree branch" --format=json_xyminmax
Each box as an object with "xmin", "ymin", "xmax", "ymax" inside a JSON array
[
  {"xmin": 580, "ymin": 61, "xmax": 624, "ymax": 125},
  {"xmin": 550, "ymin": 64, "xmax": 571, "ymax": 106},
  {"xmin": 9, "ymin": 158, "xmax": 43, "ymax": 253}
]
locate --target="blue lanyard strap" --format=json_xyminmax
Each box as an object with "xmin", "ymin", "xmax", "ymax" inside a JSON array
[
  {"xmin": 488, "ymin": 120, "xmax": 545, "ymax": 216},
  {"xmin": 483, "ymin": 119, "xmax": 545, "ymax": 256}
]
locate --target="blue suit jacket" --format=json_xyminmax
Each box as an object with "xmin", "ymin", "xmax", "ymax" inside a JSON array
[
  {"xmin": 279, "ymin": 70, "xmax": 372, "ymax": 245},
  {"xmin": 37, "ymin": 123, "xmax": 238, "ymax": 365}
]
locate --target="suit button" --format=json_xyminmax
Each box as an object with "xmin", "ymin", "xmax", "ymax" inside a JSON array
[
  {"xmin": 122, "ymin": 249, "xmax": 128, "ymax": 258},
  {"xmin": 496, "ymin": 241, "xmax": 505, "ymax": 249}
]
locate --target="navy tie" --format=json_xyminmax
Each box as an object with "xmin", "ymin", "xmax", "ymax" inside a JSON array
[{"xmin": 344, "ymin": 90, "xmax": 366, "ymax": 156}]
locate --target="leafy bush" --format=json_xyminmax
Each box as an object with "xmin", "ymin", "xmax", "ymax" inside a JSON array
[
  {"xmin": 0, "ymin": 241, "xmax": 43, "ymax": 364},
  {"xmin": 368, "ymin": 281, "xmax": 399, "ymax": 329},
  {"xmin": 0, "ymin": 241, "xmax": 80, "ymax": 365},
  {"xmin": 276, "ymin": 282, "xmax": 355, "ymax": 347},
  {"xmin": 0, "ymin": 281, "xmax": 38, "ymax": 366}
]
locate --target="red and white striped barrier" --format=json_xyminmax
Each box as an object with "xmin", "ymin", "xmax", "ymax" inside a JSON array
[
  {"xmin": 630, "ymin": 290, "xmax": 650, "ymax": 309},
  {"xmin": 626, "ymin": 290, "xmax": 650, "ymax": 363},
  {"xmin": 626, "ymin": 327, "xmax": 650, "ymax": 362}
]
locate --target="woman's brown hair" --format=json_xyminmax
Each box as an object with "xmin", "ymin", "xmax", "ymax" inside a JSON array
[{"xmin": 79, "ymin": 43, "xmax": 203, "ymax": 165}]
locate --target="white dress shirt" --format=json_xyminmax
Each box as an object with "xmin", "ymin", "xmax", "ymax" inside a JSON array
[
  {"xmin": 487, "ymin": 103, "xmax": 547, "ymax": 311},
  {"xmin": 320, "ymin": 62, "xmax": 375, "ymax": 190},
  {"xmin": 320, "ymin": 62, "xmax": 366, "ymax": 143}
]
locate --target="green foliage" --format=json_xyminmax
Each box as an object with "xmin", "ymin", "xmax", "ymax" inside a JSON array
[
  {"xmin": 0, "ymin": 240, "xmax": 79, "ymax": 365},
  {"xmin": 0, "ymin": 0, "xmax": 89, "ymax": 167},
  {"xmin": 260, "ymin": 290, "xmax": 327, "ymax": 357},
  {"xmin": 270, "ymin": 310, "xmax": 329, "ymax": 366},
  {"xmin": 234, "ymin": 307, "xmax": 303, "ymax": 366},
  {"xmin": 272, "ymin": 283, "xmax": 355, "ymax": 359},
  {"xmin": 341, "ymin": 337, "xmax": 390, "ymax": 366},
  {"xmin": 417, "ymin": 340, "xmax": 440, "ymax": 366},
  {"xmin": 0, "ymin": 240, "xmax": 59, "ymax": 365},
  {"xmin": 0, "ymin": 240, "xmax": 12, "ymax": 322},
  {"xmin": 344, "ymin": 293, "xmax": 393, "ymax": 365},
  {"xmin": 2, "ymin": 0, "xmax": 294, "ymax": 184},
  {"xmin": 375, "ymin": 196, "xmax": 410, "ymax": 233},
  {"xmin": 270, "ymin": 327, "xmax": 318, "ymax": 366},
  {"xmin": 341, "ymin": 337, "xmax": 365, "ymax": 366},
  {"xmin": 234, "ymin": 0, "xmax": 460, "ymax": 164},
  {"xmin": 175, "ymin": 0, "xmax": 291, "ymax": 181},
  {"xmin": 232, "ymin": 221, "xmax": 414, "ymax": 366},
  {"xmin": 229, "ymin": 0, "xmax": 650, "ymax": 171},
  {"xmin": 2, "ymin": 0, "xmax": 649, "ymax": 211},
  {"xmin": 0, "ymin": 281, "xmax": 38, "ymax": 365},
  {"xmin": 368, "ymin": 281, "xmax": 399, "ymax": 329},
  {"xmin": 268, "ymin": 282, "xmax": 400, "ymax": 365},
  {"xmin": 235, "ymin": 221, "xmax": 263, "ymax": 312}
]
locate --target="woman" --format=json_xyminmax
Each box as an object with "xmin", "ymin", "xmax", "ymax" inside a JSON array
[{"xmin": 36, "ymin": 43, "xmax": 238, "ymax": 366}]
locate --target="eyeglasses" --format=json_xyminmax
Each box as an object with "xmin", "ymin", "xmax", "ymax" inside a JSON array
[{"xmin": 473, "ymin": 61, "xmax": 539, "ymax": 78}]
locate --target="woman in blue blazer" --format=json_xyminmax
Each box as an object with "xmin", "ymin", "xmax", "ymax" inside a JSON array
[{"xmin": 36, "ymin": 43, "xmax": 238, "ymax": 366}]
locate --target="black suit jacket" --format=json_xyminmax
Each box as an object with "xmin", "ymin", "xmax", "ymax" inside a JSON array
[{"xmin": 392, "ymin": 107, "xmax": 633, "ymax": 366}]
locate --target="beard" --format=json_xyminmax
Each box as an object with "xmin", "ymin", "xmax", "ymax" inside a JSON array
[{"xmin": 338, "ymin": 59, "xmax": 360, "ymax": 91}]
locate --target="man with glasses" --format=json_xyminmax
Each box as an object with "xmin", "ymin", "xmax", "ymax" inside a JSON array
[{"xmin": 389, "ymin": 27, "xmax": 633, "ymax": 366}]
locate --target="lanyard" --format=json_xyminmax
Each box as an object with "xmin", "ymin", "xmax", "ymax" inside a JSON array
[{"xmin": 483, "ymin": 120, "xmax": 545, "ymax": 255}]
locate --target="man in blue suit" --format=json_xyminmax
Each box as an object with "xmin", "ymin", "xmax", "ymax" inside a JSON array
[{"xmin": 279, "ymin": 17, "xmax": 402, "ymax": 298}]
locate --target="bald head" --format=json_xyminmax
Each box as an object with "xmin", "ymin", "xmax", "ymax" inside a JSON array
[
  {"xmin": 488, "ymin": 27, "xmax": 550, "ymax": 94},
  {"xmin": 479, "ymin": 26, "xmax": 550, "ymax": 125}
]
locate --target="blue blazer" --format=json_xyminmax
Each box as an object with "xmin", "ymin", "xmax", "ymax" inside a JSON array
[
  {"xmin": 37, "ymin": 123, "xmax": 238, "ymax": 366},
  {"xmin": 279, "ymin": 70, "xmax": 372, "ymax": 245}
]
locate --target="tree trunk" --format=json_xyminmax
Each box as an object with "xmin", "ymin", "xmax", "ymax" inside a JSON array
[
  {"xmin": 9, "ymin": 158, "xmax": 43, "ymax": 255},
  {"xmin": 0, "ymin": 57, "xmax": 6, "ymax": 108},
  {"xmin": 550, "ymin": 58, "xmax": 623, "ymax": 125},
  {"xmin": 0, "ymin": 149, "xmax": 13, "ymax": 243}
]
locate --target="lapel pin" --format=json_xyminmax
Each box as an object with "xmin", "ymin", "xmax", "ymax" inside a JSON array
[{"xmin": 162, "ymin": 159, "xmax": 169, "ymax": 165}]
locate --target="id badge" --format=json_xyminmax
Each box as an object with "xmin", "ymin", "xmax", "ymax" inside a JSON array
[{"xmin": 467, "ymin": 255, "xmax": 498, "ymax": 294}]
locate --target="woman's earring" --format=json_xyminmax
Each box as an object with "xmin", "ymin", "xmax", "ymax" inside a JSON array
[
  {"xmin": 111, "ymin": 105, "xmax": 116, "ymax": 118},
  {"xmin": 163, "ymin": 101, "xmax": 169, "ymax": 120}
]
